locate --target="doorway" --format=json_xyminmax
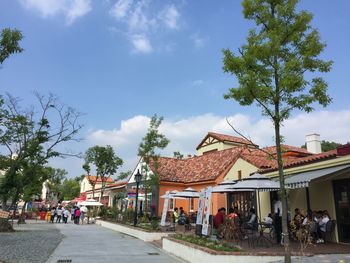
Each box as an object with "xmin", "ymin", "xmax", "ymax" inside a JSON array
[{"xmin": 333, "ymin": 179, "xmax": 350, "ymax": 243}]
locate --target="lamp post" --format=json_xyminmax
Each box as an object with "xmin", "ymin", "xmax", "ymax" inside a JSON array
[{"xmin": 133, "ymin": 169, "xmax": 142, "ymax": 227}]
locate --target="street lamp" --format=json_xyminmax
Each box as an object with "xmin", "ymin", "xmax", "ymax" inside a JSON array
[{"xmin": 133, "ymin": 169, "xmax": 142, "ymax": 227}]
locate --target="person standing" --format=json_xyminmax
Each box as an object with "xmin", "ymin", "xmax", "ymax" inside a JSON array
[
  {"xmin": 273, "ymin": 197, "xmax": 283, "ymax": 245},
  {"xmin": 50, "ymin": 207, "xmax": 56, "ymax": 223},
  {"xmin": 80, "ymin": 206, "xmax": 88, "ymax": 224},
  {"xmin": 74, "ymin": 207, "xmax": 81, "ymax": 225},
  {"xmin": 63, "ymin": 208, "xmax": 70, "ymax": 224},
  {"xmin": 71, "ymin": 206, "xmax": 76, "ymax": 221},
  {"xmin": 56, "ymin": 206, "xmax": 63, "ymax": 223}
]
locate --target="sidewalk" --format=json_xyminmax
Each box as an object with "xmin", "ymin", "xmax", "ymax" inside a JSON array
[{"xmin": 46, "ymin": 222, "xmax": 182, "ymax": 263}]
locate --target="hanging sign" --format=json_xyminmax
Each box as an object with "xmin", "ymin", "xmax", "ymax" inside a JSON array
[
  {"xmin": 160, "ymin": 191, "xmax": 170, "ymax": 227},
  {"xmin": 201, "ymin": 186, "xmax": 212, "ymax": 236},
  {"xmin": 196, "ymin": 188, "xmax": 206, "ymax": 225}
]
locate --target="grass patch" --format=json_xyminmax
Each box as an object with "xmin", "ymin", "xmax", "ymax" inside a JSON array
[{"xmin": 173, "ymin": 234, "xmax": 241, "ymax": 252}]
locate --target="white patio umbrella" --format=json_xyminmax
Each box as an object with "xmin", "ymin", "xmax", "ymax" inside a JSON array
[
  {"xmin": 160, "ymin": 190, "xmax": 185, "ymax": 199},
  {"xmin": 173, "ymin": 187, "xmax": 200, "ymax": 198},
  {"xmin": 80, "ymin": 199, "xmax": 103, "ymax": 207},
  {"xmin": 212, "ymin": 179, "xmax": 254, "ymax": 193},
  {"xmin": 232, "ymin": 173, "xmax": 280, "ymax": 223}
]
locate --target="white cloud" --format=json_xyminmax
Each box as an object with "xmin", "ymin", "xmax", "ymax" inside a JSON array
[
  {"xmin": 54, "ymin": 109, "xmax": 350, "ymax": 178},
  {"xmin": 191, "ymin": 34, "xmax": 208, "ymax": 48},
  {"xmin": 109, "ymin": 0, "xmax": 181, "ymax": 53},
  {"xmin": 131, "ymin": 34, "xmax": 153, "ymax": 54},
  {"xmin": 109, "ymin": 0, "xmax": 133, "ymax": 19},
  {"xmin": 192, "ymin": 80, "xmax": 204, "ymax": 87},
  {"xmin": 19, "ymin": 0, "xmax": 92, "ymax": 25},
  {"xmin": 159, "ymin": 5, "xmax": 180, "ymax": 30}
]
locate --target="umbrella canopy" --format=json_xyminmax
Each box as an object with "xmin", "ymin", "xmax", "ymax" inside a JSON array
[
  {"xmin": 79, "ymin": 199, "xmax": 103, "ymax": 206},
  {"xmin": 212, "ymin": 184, "xmax": 254, "ymax": 193},
  {"xmin": 173, "ymin": 187, "xmax": 200, "ymax": 198},
  {"xmin": 232, "ymin": 173, "xmax": 280, "ymax": 191},
  {"xmin": 160, "ymin": 190, "xmax": 185, "ymax": 199}
]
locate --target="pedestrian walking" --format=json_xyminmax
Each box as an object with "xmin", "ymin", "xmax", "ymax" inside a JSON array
[
  {"xmin": 63, "ymin": 208, "xmax": 70, "ymax": 224},
  {"xmin": 80, "ymin": 206, "xmax": 87, "ymax": 224},
  {"xmin": 56, "ymin": 206, "xmax": 63, "ymax": 223},
  {"xmin": 50, "ymin": 207, "xmax": 56, "ymax": 223},
  {"xmin": 74, "ymin": 207, "xmax": 81, "ymax": 225},
  {"xmin": 71, "ymin": 206, "xmax": 76, "ymax": 221}
]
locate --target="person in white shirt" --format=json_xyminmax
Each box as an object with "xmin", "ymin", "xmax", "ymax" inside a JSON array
[
  {"xmin": 63, "ymin": 208, "xmax": 70, "ymax": 224},
  {"xmin": 56, "ymin": 206, "xmax": 63, "ymax": 223},
  {"xmin": 80, "ymin": 206, "xmax": 88, "ymax": 224},
  {"xmin": 264, "ymin": 213, "xmax": 273, "ymax": 225},
  {"xmin": 316, "ymin": 210, "xmax": 330, "ymax": 243}
]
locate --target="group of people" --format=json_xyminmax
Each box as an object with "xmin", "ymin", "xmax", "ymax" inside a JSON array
[
  {"xmin": 290, "ymin": 208, "xmax": 331, "ymax": 244},
  {"xmin": 172, "ymin": 207, "xmax": 191, "ymax": 226},
  {"xmin": 45, "ymin": 205, "xmax": 88, "ymax": 225}
]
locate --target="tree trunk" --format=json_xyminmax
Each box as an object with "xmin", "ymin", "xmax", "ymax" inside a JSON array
[
  {"xmin": 0, "ymin": 218, "xmax": 14, "ymax": 232},
  {"xmin": 18, "ymin": 201, "xmax": 27, "ymax": 224},
  {"xmin": 274, "ymin": 121, "xmax": 291, "ymax": 263}
]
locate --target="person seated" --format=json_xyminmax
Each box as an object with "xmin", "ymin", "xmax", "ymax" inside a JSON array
[
  {"xmin": 264, "ymin": 213, "xmax": 273, "ymax": 226},
  {"xmin": 228, "ymin": 207, "xmax": 238, "ymax": 220},
  {"xmin": 316, "ymin": 210, "xmax": 330, "ymax": 243},
  {"xmin": 233, "ymin": 206, "xmax": 242, "ymax": 224},
  {"xmin": 243, "ymin": 208, "xmax": 257, "ymax": 230},
  {"xmin": 214, "ymin": 207, "xmax": 226, "ymax": 229},
  {"xmin": 293, "ymin": 208, "xmax": 305, "ymax": 229},
  {"xmin": 173, "ymin": 207, "xmax": 179, "ymax": 224},
  {"xmin": 178, "ymin": 207, "xmax": 189, "ymax": 225}
]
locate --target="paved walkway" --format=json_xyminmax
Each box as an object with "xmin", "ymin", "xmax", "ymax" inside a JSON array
[{"xmin": 46, "ymin": 222, "xmax": 182, "ymax": 263}]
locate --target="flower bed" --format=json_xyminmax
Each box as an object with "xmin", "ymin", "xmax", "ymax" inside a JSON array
[{"xmin": 173, "ymin": 234, "xmax": 240, "ymax": 252}]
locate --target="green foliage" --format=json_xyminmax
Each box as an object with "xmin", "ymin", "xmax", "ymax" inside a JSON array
[
  {"xmin": 60, "ymin": 178, "xmax": 80, "ymax": 200},
  {"xmin": 83, "ymin": 145, "xmax": 123, "ymax": 201},
  {"xmin": 0, "ymin": 28, "xmax": 23, "ymax": 64},
  {"xmin": 173, "ymin": 234, "xmax": 240, "ymax": 252},
  {"xmin": 173, "ymin": 151, "xmax": 184, "ymax": 159},
  {"xmin": 117, "ymin": 170, "xmax": 131, "ymax": 181},
  {"xmin": 223, "ymin": 0, "xmax": 332, "ymax": 122},
  {"xmin": 301, "ymin": 140, "xmax": 342, "ymax": 152},
  {"xmin": 150, "ymin": 218, "xmax": 159, "ymax": 230},
  {"xmin": 0, "ymin": 93, "xmax": 82, "ymax": 211}
]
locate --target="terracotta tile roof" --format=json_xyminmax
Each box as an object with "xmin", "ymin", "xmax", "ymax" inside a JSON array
[
  {"xmin": 260, "ymin": 150, "xmax": 337, "ymax": 173},
  {"xmin": 261, "ymin": 145, "xmax": 311, "ymax": 155},
  {"xmin": 196, "ymin": 132, "xmax": 257, "ymax": 150},
  {"xmin": 86, "ymin": 175, "xmax": 114, "ymax": 183},
  {"xmin": 151, "ymin": 147, "xmax": 274, "ymax": 183}
]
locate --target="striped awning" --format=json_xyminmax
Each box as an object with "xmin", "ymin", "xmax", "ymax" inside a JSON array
[{"xmin": 285, "ymin": 164, "xmax": 350, "ymax": 189}]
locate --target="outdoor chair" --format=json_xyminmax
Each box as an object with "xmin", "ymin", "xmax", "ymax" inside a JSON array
[{"xmin": 322, "ymin": 220, "xmax": 336, "ymax": 242}]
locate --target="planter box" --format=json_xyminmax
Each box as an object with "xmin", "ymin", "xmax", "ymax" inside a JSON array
[
  {"xmin": 162, "ymin": 237, "xmax": 285, "ymax": 263},
  {"xmin": 96, "ymin": 220, "xmax": 171, "ymax": 242}
]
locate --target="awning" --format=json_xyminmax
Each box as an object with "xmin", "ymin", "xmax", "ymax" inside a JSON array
[{"xmin": 285, "ymin": 164, "xmax": 350, "ymax": 189}]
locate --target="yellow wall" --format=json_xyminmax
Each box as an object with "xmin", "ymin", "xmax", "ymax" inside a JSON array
[{"xmin": 197, "ymin": 141, "xmax": 225, "ymax": 155}]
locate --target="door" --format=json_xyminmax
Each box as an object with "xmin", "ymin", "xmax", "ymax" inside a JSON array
[{"xmin": 333, "ymin": 179, "xmax": 350, "ymax": 243}]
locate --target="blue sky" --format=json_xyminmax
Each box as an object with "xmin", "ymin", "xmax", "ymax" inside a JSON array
[{"xmin": 1, "ymin": 0, "xmax": 350, "ymax": 178}]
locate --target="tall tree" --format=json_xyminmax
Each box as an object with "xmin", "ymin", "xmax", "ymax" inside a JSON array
[
  {"xmin": 117, "ymin": 170, "xmax": 132, "ymax": 181},
  {"xmin": 222, "ymin": 1, "xmax": 332, "ymax": 261},
  {"xmin": 83, "ymin": 145, "xmax": 123, "ymax": 203},
  {"xmin": 138, "ymin": 114, "xmax": 169, "ymax": 216},
  {"xmin": 45, "ymin": 168, "xmax": 67, "ymax": 203},
  {"xmin": 60, "ymin": 178, "xmax": 81, "ymax": 201},
  {"xmin": 0, "ymin": 93, "xmax": 82, "ymax": 231}
]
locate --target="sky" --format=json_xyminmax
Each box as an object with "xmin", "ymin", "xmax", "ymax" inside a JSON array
[{"xmin": 1, "ymin": 0, "xmax": 350, "ymax": 179}]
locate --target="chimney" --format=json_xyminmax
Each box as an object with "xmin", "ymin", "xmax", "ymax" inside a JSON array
[{"xmin": 305, "ymin": 133, "xmax": 322, "ymax": 154}]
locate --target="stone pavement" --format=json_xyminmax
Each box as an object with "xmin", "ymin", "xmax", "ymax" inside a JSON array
[
  {"xmin": 272, "ymin": 254, "xmax": 350, "ymax": 263},
  {"xmin": 46, "ymin": 222, "xmax": 183, "ymax": 263}
]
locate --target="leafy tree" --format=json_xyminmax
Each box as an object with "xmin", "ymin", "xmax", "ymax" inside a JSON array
[
  {"xmin": 173, "ymin": 151, "xmax": 184, "ymax": 159},
  {"xmin": 117, "ymin": 170, "xmax": 131, "ymax": 181},
  {"xmin": 60, "ymin": 178, "xmax": 80, "ymax": 201},
  {"xmin": 83, "ymin": 145, "xmax": 123, "ymax": 202},
  {"xmin": 0, "ymin": 28, "xmax": 23, "ymax": 64},
  {"xmin": 45, "ymin": 168, "xmax": 67, "ymax": 203},
  {"xmin": 138, "ymin": 114, "xmax": 169, "ymax": 216},
  {"xmin": 0, "ymin": 93, "xmax": 82, "ymax": 231},
  {"xmin": 222, "ymin": 1, "xmax": 332, "ymax": 261}
]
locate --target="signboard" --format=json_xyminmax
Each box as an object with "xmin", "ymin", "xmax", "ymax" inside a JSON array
[
  {"xmin": 0, "ymin": 210, "xmax": 10, "ymax": 219},
  {"xmin": 160, "ymin": 191, "xmax": 170, "ymax": 227},
  {"xmin": 196, "ymin": 188, "xmax": 206, "ymax": 225},
  {"xmin": 201, "ymin": 186, "xmax": 212, "ymax": 236}
]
